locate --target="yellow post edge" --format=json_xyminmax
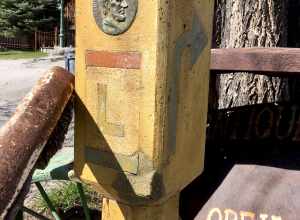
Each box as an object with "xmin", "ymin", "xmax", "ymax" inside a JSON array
[{"xmin": 75, "ymin": 0, "xmax": 214, "ymax": 219}]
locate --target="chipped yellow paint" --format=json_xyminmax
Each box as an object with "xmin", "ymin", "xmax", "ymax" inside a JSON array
[
  {"xmin": 97, "ymin": 83, "xmax": 125, "ymax": 137},
  {"xmin": 102, "ymin": 194, "xmax": 180, "ymax": 220},
  {"xmin": 75, "ymin": 0, "xmax": 214, "ymax": 219}
]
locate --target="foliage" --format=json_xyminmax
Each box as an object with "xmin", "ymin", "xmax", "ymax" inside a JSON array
[
  {"xmin": 35, "ymin": 182, "xmax": 102, "ymax": 212},
  {"xmin": 0, "ymin": 50, "xmax": 47, "ymax": 59},
  {"xmin": 0, "ymin": 0, "xmax": 59, "ymax": 37}
]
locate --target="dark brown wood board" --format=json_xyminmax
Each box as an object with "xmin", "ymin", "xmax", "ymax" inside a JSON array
[{"xmin": 211, "ymin": 48, "xmax": 300, "ymax": 75}]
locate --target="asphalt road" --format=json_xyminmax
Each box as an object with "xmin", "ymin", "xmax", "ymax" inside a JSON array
[{"xmin": 0, "ymin": 58, "xmax": 65, "ymax": 127}]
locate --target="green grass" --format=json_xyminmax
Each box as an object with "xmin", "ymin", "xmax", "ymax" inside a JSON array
[
  {"xmin": 35, "ymin": 182, "xmax": 102, "ymax": 213},
  {"xmin": 0, "ymin": 50, "xmax": 47, "ymax": 60}
]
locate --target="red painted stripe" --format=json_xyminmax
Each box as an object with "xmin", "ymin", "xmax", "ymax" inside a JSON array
[{"xmin": 86, "ymin": 50, "xmax": 142, "ymax": 69}]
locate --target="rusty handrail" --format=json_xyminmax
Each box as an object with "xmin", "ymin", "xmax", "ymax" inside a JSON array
[{"xmin": 0, "ymin": 67, "xmax": 74, "ymax": 218}]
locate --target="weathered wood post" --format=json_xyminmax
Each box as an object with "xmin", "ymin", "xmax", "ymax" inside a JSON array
[{"xmin": 75, "ymin": 0, "xmax": 214, "ymax": 219}]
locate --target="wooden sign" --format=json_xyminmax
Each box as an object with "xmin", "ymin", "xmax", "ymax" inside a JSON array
[
  {"xmin": 195, "ymin": 165, "xmax": 300, "ymax": 220},
  {"xmin": 207, "ymin": 102, "xmax": 300, "ymax": 143}
]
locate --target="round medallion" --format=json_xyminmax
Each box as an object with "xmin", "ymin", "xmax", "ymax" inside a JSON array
[{"xmin": 93, "ymin": 0, "xmax": 138, "ymax": 36}]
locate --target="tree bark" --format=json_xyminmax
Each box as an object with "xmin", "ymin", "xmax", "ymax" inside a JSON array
[{"xmin": 214, "ymin": 0, "xmax": 290, "ymax": 109}]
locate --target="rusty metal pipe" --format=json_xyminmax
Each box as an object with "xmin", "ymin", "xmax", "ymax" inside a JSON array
[{"xmin": 0, "ymin": 67, "xmax": 74, "ymax": 218}]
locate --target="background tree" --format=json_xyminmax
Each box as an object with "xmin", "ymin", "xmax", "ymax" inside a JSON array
[
  {"xmin": 213, "ymin": 0, "xmax": 290, "ymax": 109},
  {"xmin": 0, "ymin": 0, "xmax": 59, "ymax": 37}
]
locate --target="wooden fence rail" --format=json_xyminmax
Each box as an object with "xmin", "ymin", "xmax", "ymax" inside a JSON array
[
  {"xmin": 34, "ymin": 28, "xmax": 58, "ymax": 50},
  {"xmin": 0, "ymin": 36, "xmax": 33, "ymax": 49},
  {"xmin": 0, "ymin": 28, "xmax": 58, "ymax": 50}
]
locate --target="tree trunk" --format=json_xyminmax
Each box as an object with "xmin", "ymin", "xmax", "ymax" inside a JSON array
[{"xmin": 214, "ymin": 0, "xmax": 290, "ymax": 109}]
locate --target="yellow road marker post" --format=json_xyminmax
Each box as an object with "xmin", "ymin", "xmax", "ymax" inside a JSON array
[{"xmin": 75, "ymin": 0, "xmax": 214, "ymax": 219}]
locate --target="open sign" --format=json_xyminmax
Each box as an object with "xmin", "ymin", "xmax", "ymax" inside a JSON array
[
  {"xmin": 206, "ymin": 208, "xmax": 282, "ymax": 220},
  {"xmin": 195, "ymin": 165, "xmax": 300, "ymax": 220}
]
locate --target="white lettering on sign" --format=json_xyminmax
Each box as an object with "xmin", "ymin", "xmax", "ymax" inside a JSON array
[
  {"xmin": 259, "ymin": 214, "xmax": 269, "ymax": 220},
  {"xmin": 207, "ymin": 208, "xmax": 282, "ymax": 220},
  {"xmin": 225, "ymin": 209, "xmax": 238, "ymax": 220},
  {"xmin": 271, "ymin": 217, "xmax": 282, "ymax": 220},
  {"xmin": 207, "ymin": 208, "xmax": 223, "ymax": 220},
  {"xmin": 240, "ymin": 211, "xmax": 255, "ymax": 220}
]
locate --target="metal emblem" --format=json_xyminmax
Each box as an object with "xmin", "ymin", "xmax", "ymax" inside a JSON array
[{"xmin": 93, "ymin": 0, "xmax": 138, "ymax": 35}]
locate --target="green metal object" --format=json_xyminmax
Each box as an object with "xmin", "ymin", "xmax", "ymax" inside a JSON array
[
  {"xmin": 15, "ymin": 209, "xmax": 23, "ymax": 220},
  {"xmin": 31, "ymin": 182, "xmax": 92, "ymax": 220},
  {"xmin": 27, "ymin": 148, "xmax": 92, "ymax": 220},
  {"xmin": 32, "ymin": 148, "xmax": 74, "ymax": 183},
  {"xmin": 22, "ymin": 207, "xmax": 51, "ymax": 220},
  {"xmin": 76, "ymin": 182, "xmax": 92, "ymax": 220},
  {"xmin": 60, "ymin": 0, "xmax": 65, "ymax": 47},
  {"xmin": 35, "ymin": 182, "xmax": 62, "ymax": 220}
]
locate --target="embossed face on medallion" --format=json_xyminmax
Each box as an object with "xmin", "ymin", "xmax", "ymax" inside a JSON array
[{"xmin": 93, "ymin": 0, "xmax": 138, "ymax": 35}]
